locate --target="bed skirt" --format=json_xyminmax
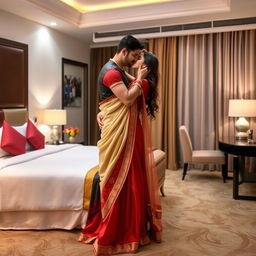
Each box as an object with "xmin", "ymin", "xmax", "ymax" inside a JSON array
[{"xmin": 0, "ymin": 210, "xmax": 88, "ymax": 230}]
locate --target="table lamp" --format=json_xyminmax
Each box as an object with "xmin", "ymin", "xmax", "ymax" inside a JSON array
[
  {"xmin": 228, "ymin": 99, "xmax": 256, "ymax": 140},
  {"xmin": 43, "ymin": 109, "xmax": 67, "ymax": 144}
]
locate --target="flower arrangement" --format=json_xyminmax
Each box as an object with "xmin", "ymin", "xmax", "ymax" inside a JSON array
[{"xmin": 63, "ymin": 126, "xmax": 80, "ymax": 137}]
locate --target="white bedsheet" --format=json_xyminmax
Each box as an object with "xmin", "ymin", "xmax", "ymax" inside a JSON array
[{"xmin": 0, "ymin": 144, "xmax": 98, "ymax": 212}]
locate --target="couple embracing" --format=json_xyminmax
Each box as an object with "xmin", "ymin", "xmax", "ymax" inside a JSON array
[{"xmin": 79, "ymin": 35, "xmax": 162, "ymax": 256}]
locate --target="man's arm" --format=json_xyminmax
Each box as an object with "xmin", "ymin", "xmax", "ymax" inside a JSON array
[
  {"xmin": 105, "ymin": 64, "xmax": 147, "ymax": 106},
  {"xmin": 110, "ymin": 82, "xmax": 141, "ymax": 106}
]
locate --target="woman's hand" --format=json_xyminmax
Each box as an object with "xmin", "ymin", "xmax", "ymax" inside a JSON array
[
  {"xmin": 97, "ymin": 112, "xmax": 104, "ymax": 129},
  {"xmin": 137, "ymin": 64, "xmax": 147, "ymax": 81}
]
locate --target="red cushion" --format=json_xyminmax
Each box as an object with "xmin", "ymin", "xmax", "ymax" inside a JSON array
[
  {"xmin": 26, "ymin": 120, "xmax": 45, "ymax": 149},
  {"xmin": 1, "ymin": 121, "xmax": 26, "ymax": 155}
]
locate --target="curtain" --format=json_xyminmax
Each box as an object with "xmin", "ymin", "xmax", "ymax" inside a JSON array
[
  {"xmin": 216, "ymin": 30, "xmax": 256, "ymax": 139},
  {"xmin": 177, "ymin": 34, "xmax": 216, "ymax": 167},
  {"xmin": 216, "ymin": 30, "xmax": 256, "ymax": 172},
  {"xmin": 149, "ymin": 37, "xmax": 178, "ymax": 170},
  {"xmin": 89, "ymin": 47, "xmax": 116, "ymax": 145},
  {"xmin": 177, "ymin": 29, "xmax": 256, "ymax": 170}
]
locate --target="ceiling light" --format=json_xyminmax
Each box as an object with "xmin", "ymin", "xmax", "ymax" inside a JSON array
[
  {"xmin": 50, "ymin": 22, "xmax": 57, "ymax": 26},
  {"xmin": 60, "ymin": 0, "xmax": 176, "ymax": 13}
]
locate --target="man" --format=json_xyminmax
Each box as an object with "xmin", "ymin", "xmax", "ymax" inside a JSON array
[
  {"xmin": 97, "ymin": 35, "xmax": 146, "ymax": 129},
  {"xmin": 98, "ymin": 35, "xmax": 146, "ymax": 106}
]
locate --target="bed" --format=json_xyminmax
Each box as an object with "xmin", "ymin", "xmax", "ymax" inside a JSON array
[
  {"xmin": 0, "ymin": 109, "xmax": 99, "ymax": 230},
  {"xmin": 0, "ymin": 108, "xmax": 166, "ymax": 230}
]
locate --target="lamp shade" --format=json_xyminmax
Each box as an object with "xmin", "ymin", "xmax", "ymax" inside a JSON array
[
  {"xmin": 43, "ymin": 109, "xmax": 67, "ymax": 125},
  {"xmin": 228, "ymin": 100, "xmax": 256, "ymax": 117}
]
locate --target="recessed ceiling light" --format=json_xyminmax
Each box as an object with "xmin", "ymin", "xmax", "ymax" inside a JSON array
[
  {"xmin": 50, "ymin": 22, "xmax": 57, "ymax": 26},
  {"xmin": 60, "ymin": 0, "xmax": 176, "ymax": 13}
]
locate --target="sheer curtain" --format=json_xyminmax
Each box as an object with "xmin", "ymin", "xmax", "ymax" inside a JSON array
[
  {"xmin": 216, "ymin": 30, "xmax": 256, "ymax": 172},
  {"xmin": 216, "ymin": 30, "xmax": 256, "ymax": 139},
  {"xmin": 177, "ymin": 33, "xmax": 216, "ymax": 166},
  {"xmin": 177, "ymin": 30, "xmax": 256, "ymax": 169}
]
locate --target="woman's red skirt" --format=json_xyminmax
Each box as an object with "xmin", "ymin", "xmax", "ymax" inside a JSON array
[{"xmin": 80, "ymin": 119, "xmax": 150, "ymax": 255}]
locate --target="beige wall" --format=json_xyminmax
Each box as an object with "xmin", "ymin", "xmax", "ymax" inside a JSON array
[{"xmin": 0, "ymin": 10, "xmax": 90, "ymax": 142}]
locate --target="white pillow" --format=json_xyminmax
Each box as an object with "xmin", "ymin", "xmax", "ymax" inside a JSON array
[{"xmin": 0, "ymin": 122, "xmax": 31, "ymax": 157}]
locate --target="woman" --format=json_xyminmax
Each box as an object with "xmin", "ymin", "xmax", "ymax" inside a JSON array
[
  {"xmin": 79, "ymin": 51, "xmax": 162, "ymax": 255},
  {"xmin": 126, "ymin": 51, "xmax": 159, "ymax": 118}
]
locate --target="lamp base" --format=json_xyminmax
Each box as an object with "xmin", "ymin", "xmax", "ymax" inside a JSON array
[
  {"xmin": 50, "ymin": 125, "xmax": 60, "ymax": 144},
  {"xmin": 235, "ymin": 132, "xmax": 248, "ymax": 141},
  {"xmin": 235, "ymin": 117, "xmax": 249, "ymax": 141}
]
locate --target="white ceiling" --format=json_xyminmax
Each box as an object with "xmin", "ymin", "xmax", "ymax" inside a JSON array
[{"xmin": 0, "ymin": 0, "xmax": 255, "ymax": 44}]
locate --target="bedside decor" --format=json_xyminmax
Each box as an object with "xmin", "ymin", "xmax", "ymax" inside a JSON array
[
  {"xmin": 63, "ymin": 126, "xmax": 80, "ymax": 143},
  {"xmin": 43, "ymin": 109, "xmax": 67, "ymax": 144},
  {"xmin": 229, "ymin": 99, "xmax": 256, "ymax": 140}
]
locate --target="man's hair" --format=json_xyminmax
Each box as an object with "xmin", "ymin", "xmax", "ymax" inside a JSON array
[{"xmin": 116, "ymin": 35, "xmax": 144, "ymax": 53}]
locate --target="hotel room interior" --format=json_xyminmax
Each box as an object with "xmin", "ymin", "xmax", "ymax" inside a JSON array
[{"xmin": 0, "ymin": 0, "xmax": 255, "ymax": 255}]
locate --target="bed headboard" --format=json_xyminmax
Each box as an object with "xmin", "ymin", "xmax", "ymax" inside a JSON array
[
  {"xmin": 0, "ymin": 38, "xmax": 28, "ymax": 109},
  {"xmin": 0, "ymin": 108, "xmax": 28, "ymax": 128},
  {"xmin": 0, "ymin": 38, "xmax": 28, "ymax": 128}
]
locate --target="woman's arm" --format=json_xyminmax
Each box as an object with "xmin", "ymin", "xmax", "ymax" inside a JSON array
[{"xmin": 125, "ymin": 71, "xmax": 135, "ymax": 82}]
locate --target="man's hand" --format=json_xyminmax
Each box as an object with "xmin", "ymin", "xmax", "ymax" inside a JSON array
[{"xmin": 97, "ymin": 112, "xmax": 104, "ymax": 129}]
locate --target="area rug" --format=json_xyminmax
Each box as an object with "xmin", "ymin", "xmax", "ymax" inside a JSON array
[{"xmin": 0, "ymin": 169, "xmax": 255, "ymax": 256}]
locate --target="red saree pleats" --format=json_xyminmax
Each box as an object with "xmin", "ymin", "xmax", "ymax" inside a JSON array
[{"xmin": 79, "ymin": 120, "xmax": 150, "ymax": 255}]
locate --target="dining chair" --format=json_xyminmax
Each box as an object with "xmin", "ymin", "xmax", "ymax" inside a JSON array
[{"xmin": 179, "ymin": 126, "xmax": 227, "ymax": 182}]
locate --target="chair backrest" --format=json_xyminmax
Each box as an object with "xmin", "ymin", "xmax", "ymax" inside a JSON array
[{"xmin": 179, "ymin": 126, "xmax": 193, "ymax": 163}]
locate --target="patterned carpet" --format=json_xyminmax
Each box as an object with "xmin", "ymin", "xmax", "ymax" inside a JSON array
[{"xmin": 0, "ymin": 169, "xmax": 256, "ymax": 256}]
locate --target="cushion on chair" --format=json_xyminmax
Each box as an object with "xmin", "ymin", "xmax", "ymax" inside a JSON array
[
  {"xmin": 192, "ymin": 150, "xmax": 225, "ymax": 164},
  {"xmin": 153, "ymin": 149, "xmax": 166, "ymax": 187}
]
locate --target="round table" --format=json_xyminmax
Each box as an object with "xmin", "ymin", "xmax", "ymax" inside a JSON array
[{"xmin": 219, "ymin": 137, "xmax": 256, "ymax": 200}]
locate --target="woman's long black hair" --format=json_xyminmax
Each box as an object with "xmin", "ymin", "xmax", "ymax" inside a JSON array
[{"xmin": 144, "ymin": 52, "xmax": 159, "ymax": 118}]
